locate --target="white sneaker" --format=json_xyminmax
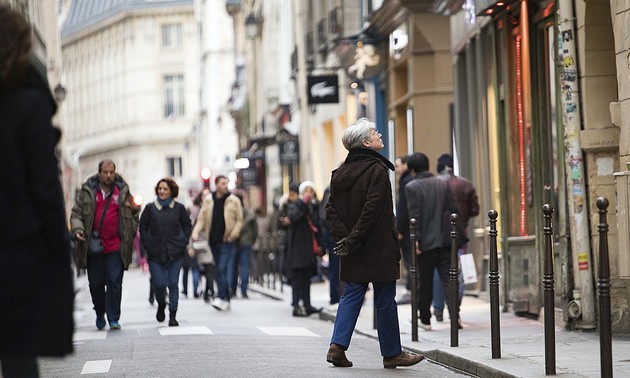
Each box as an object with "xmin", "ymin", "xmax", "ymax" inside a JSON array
[
  {"xmin": 211, "ymin": 297, "xmax": 223, "ymax": 310},
  {"xmin": 219, "ymin": 299, "xmax": 230, "ymax": 311},
  {"xmin": 419, "ymin": 322, "xmax": 432, "ymax": 331}
]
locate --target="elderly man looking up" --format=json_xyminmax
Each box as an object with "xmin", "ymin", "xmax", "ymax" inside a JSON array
[{"xmin": 325, "ymin": 118, "xmax": 424, "ymax": 369}]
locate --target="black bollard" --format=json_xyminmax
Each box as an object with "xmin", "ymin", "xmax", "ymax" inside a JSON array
[
  {"xmin": 596, "ymin": 197, "xmax": 612, "ymax": 378},
  {"xmin": 410, "ymin": 218, "xmax": 418, "ymax": 341},
  {"xmin": 449, "ymin": 213, "xmax": 460, "ymax": 347},
  {"xmin": 542, "ymin": 204, "xmax": 556, "ymax": 375},
  {"xmin": 488, "ymin": 210, "xmax": 501, "ymax": 358}
]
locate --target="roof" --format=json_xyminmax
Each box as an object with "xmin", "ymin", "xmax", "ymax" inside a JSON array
[{"xmin": 61, "ymin": 0, "xmax": 193, "ymax": 39}]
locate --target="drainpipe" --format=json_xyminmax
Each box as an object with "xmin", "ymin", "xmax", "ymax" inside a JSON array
[{"xmin": 558, "ymin": 0, "xmax": 596, "ymax": 329}]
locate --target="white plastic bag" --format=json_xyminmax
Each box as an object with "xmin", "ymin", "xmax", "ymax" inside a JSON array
[{"xmin": 460, "ymin": 253, "xmax": 477, "ymax": 284}]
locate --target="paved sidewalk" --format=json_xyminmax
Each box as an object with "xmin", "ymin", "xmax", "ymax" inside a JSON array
[{"xmin": 250, "ymin": 280, "xmax": 630, "ymax": 377}]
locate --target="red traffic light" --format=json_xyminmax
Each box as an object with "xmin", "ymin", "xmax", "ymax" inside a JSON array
[{"xmin": 200, "ymin": 167, "xmax": 212, "ymax": 181}]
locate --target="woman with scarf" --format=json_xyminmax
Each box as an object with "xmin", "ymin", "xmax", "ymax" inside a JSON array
[{"xmin": 140, "ymin": 178, "xmax": 192, "ymax": 326}]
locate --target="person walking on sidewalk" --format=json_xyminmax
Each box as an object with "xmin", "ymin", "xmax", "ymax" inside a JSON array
[
  {"xmin": 325, "ymin": 118, "xmax": 424, "ymax": 369},
  {"xmin": 192, "ymin": 175, "xmax": 243, "ymax": 311},
  {"xmin": 140, "ymin": 178, "xmax": 192, "ymax": 326},
  {"xmin": 395, "ymin": 154, "xmax": 414, "ymax": 304},
  {"xmin": 190, "ymin": 188, "xmax": 215, "ymax": 302},
  {"xmin": 229, "ymin": 193, "xmax": 258, "ymax": 298},
  {"xmin": 0, "ymin": 6, "xmax": 74, "ymax": 375},
  {"xmin": 432, "ymin": 153, "xmax": 480, "ymax": 321},
  {"xmin": 71, "ymin": 160, "xmax": 140, "ymax": 331},
  {"xmin": 280, "ymin": 183, "xmax": 322, "ymax": 316},
  {"xmin": 405, "ymin": 152, "xmax": 460, "ymax": 330}
]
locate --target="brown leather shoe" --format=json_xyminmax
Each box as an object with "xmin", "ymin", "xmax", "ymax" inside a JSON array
[
  {"xmin": 326, "ymin": 343, "xmax": 353, "ymax": 367},
  {"xmin": 383, "ymin": 351, "xmax": 424, "ymax": 369}
]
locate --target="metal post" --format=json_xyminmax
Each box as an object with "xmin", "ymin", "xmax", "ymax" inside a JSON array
[
  {"xmin": 449, "ymin": 213, "xmax": 459, "ymax": 347},
  {"xmin": 488, "ymin": 210, "xmax": 501, "ymax": 358},
  {"xmin": 542, "ymin": 204, "xmax": 556, "ymax": 375},
  {"xmin": 409, "ymin": 218, "xmax": 418, "ymax": 341},
  {"xmin": 596, "ymin": 197, "xmax": 612, "ymax": 378}
]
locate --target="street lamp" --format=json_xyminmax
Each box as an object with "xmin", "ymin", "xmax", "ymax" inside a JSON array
[
  {"xmin": 245, "ymin": 12, "xmax": 259, "ymax": 40},
  {"xmin": 54, "ymin": 83, "xmax": 67, "ymax": 103}
]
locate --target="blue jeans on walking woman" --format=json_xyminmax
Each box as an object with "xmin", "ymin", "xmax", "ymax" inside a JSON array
[
  {"xmin": 330, "ymin": 281, "xmax": 402, "ymax": 358},
  {"xmin": 149, "ymin": 258, "xmax": 184, "ymax": 311}
]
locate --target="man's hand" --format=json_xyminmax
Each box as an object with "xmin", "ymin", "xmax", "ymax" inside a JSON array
[
  {"xmin": 415, "ymin": 240, "xmax": 422, "ymax": 255},
  {"xmin": 75, "ymin": 231, "xmax": 86, "ymax": 241},
  {"xmin": 333, "ymin": 238, "xmax": 351, "ymax": 256}
]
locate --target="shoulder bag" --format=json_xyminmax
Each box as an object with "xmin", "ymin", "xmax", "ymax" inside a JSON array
[{"xmin": 88, "ymin": 191, "xmax": 112, "ymax": 256}]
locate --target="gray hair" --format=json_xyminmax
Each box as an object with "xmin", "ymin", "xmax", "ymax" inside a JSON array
[{"xmin": 342, "ymin": 118, "xmax": 376, "ymax": 150}]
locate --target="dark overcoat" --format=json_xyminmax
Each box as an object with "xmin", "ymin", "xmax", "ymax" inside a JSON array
[
  {"xmin": 325, "ymin": 148, "xmax": 401, "ymax": 282},
  {"xmin": 284, "ymin": 199, "xmax": 318, "ymax": 277},
  {"xmin": 0, "ymin": 65, "xmax": 74, "ymax": 357}
]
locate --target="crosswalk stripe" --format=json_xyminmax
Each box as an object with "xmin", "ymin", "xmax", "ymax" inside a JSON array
[
  {"xmin": 81, "ymin": 360, "xmax": 111, "ymax": 374},
  {"xmin": 158, "ymin": 326, "xmax": 213, "ymax": 335},
  {"xmin": 258, "ymin": 326, "xmax": 320, "ymax": 337},
  {"xmin": 74, "ymin": 331, "xmax": 108, "ymax": 342}
]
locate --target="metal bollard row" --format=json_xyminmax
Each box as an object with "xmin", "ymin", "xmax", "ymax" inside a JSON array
[
  {"xmin": 596, "ymin": 197, "xmax": 612, "ymax": 378},
  {"xmin": 449, "ymin": 213, "xmax": 460, "ymax": 347}
]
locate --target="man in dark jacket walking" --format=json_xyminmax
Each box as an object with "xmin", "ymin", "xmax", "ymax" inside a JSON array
[
  {"xmin": 432, "ymin": 153, "xmax": 480, "ymax": 320},
  {"xmin": 325, "ymin": 118, "xmax": 424, "ymax": 369},
  {"xmin": 405, "ymin": 152, "xmax": 460, "ymax": 330},
  {"xmin": 70, "ymin": 160, "xmax": 140, "ymax": 330}
]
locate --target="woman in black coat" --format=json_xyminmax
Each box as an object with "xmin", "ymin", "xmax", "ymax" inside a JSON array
[
  {"xmin": 280, "ymin": 183, "xmax": 321, "ymax": 316},
  {"xmin": 140, "ymin": 178, "xmax": 192, "ymax": 327},
  {"xmin": 0, "ymin": 5, "xmax": 74, "ymax": 377}
]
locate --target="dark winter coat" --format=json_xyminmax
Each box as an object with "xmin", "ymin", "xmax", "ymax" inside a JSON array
[
  {"xmin": 438, "ymin": 169, "xmax": 480, "ymax": 231},
  {"xmin": 284, "ymin": 199, "xmax": 318, "ymax": 277},
  {"xmin": 140, "ymin": 199, "xmax": 192, "ymax": 263},
  {"xmin": 325, "ymin": 148, "xmax": 401, "ymax": 282},
  {"xmin": 405, "ymin": 172, "xmax": 459, "ymax": 252},
  {"xmin": 0, "ymin": 64, "xmax": 74, "ymax": 357},
  {"xmin": 70, "ymin": 174, "xmax": 140, "ymax": 269}
]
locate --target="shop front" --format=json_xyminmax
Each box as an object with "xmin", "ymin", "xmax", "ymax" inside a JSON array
[{"xmin": 452, "ymin": 0, "xmax": 573, "ymax": 318}]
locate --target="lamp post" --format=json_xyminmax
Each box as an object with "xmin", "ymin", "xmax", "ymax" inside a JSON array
[
  {"xmin": 54, "ymin": 83, "xmax": 67, "ymax": 103},
  {"xmin": 245, "ymin": 12, "xmax": 259, "ymax": 40}
]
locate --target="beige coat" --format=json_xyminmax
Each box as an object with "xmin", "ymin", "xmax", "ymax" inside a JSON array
[{"xmin": 192, "ymin": 193, "xmax": 243, "ymax": 243}]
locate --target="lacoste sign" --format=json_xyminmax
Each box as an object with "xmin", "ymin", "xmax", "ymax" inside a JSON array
[{"xmin": 307, "ymin": 75, "xmax": 339, "ymax": 104}]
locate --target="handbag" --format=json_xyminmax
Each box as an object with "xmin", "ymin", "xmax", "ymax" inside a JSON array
[
  {"xmin": 88, "ymin": 191, "xmax": 112, "ymax": 256},
  {"xmin": 306, "ymin": 214, "xmax": 325, "ymax": 257}
]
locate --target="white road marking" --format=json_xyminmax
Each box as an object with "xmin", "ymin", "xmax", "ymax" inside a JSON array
[
  {"xmin": 258, "ymin": 326, "xmax": 320, "ymax": 337},
  {"xmin": 74, "ymin": 331, "xmax": 108, "ymax": 341},
  {"xmin": 158, "ymin": 326, "xmax": 214, "ymax": 336},
  {"xmin": 81, "ymin": 360, "xmax": 111, "ymax": 374}
]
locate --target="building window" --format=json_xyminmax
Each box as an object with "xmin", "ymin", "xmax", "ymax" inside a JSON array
[
  {"xmin": 164, "ymin": 74, "xmax": 185, "ymax": 117},
  {"xmin": 161, "ymin": 23, "xmax": 182, "ymax": 47},
  {"xmin": 167, "ymin": 157, "xmax": 182, "ymax": 177}
]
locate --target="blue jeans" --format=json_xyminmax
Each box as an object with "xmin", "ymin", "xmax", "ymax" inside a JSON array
[
  {"xmin": 432, "ymin": 248, "xmax": 465, "ymax": 314},
  {"xmin": 211, "ymin": 242, "xmax": 235, "ymax": 301},
  {"xmin": 330, "ymin": 281, "xmax": 402, "ymax": 358},
  {"xmin": 149, "ymin": 258, "xmax": 184, "ymax": 311},
  {"xmin": 87, "ymin": 250, "xmax": 124, "ymax": 323},
  {"xmin": 229, "ymin": 245, "xmax": 251, "ymax": 296}
]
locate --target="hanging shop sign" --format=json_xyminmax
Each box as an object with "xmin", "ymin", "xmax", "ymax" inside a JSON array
[
  {"xmin": 279, "ymin": 137, "xmax": 300, "ymax": 165},
  {"xmin": 334, "ymin": 39, "xmax": 387, "ymax": 81},
  {"xmin": 307, "ymin": 75, "xmax": 339, "ymax": 104}
]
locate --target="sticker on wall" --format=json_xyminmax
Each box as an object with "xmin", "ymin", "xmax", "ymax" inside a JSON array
[
  {"xmin": 565, "ymin": 102, "xmax": 577, "ymax": 113},
  {"xmin": 561, "ymin": 69, "xmax": 577, "ymax": 82},
  {"xmin": 574, "ymin": 195, "xmax": 585, "ymax": 214},
  {"xmin": 563, "ymin": 55, "xmax": 576, "ymax": 68},
  {"xmin": 578, "ymin": 252, "xmax": 590, "ymax": 270},
  {"xmin": 562, "ymin": 29, "xmax": 573, "ymax": 42}
]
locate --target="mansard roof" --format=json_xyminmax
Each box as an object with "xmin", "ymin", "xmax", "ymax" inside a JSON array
[{"xmin": 61, "ymin": 0, "xmax": 193, "ymax": 39}]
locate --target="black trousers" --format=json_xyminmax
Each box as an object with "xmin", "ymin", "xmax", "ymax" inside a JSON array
[
  {"xmin": 417, "ymin": 247, "xmax": 451, "ymax": 324},
  {"xmin": 291, "ymin": 266, "xmax": 313, "ymax": 308}
]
